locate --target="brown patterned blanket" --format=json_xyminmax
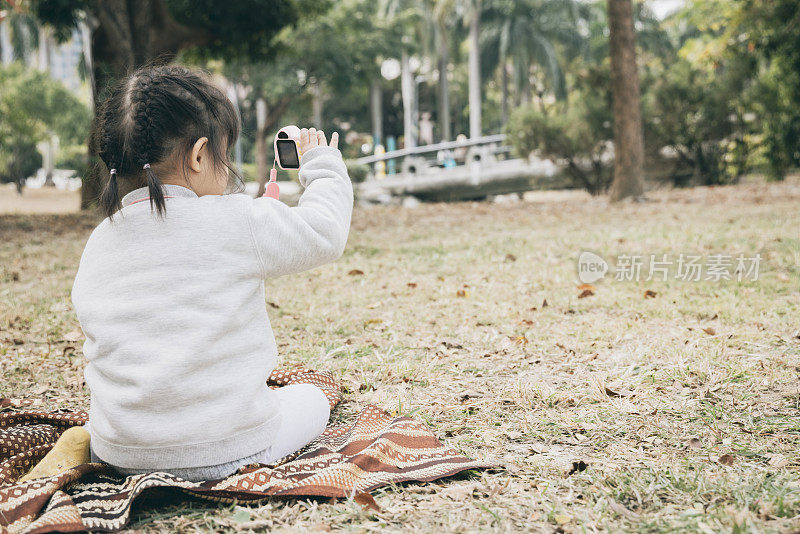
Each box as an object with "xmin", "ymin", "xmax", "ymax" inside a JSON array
[{"xmin": 0, "ymin": 367, "xmax": 496, "ymax": 533}]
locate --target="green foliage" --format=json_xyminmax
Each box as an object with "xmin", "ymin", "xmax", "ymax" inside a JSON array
[
  {"xmin": 29, "ymin": 0, "xmax": 330, "ymax": 61},
  {"xmin": 643, "ymin": 59, "xmax": 747, "ymax": 186},
  {"xmin": 748, "ymin": 62, "xmax": 800, "ymax": 180},
  {"xmin": 345, "ymin": 161, "xmax": 370, "ymax": 183},
  {"xmin": 0, "ymin": 62, "xmax": 90, "ymax": 186},
  {"xmin": 215, "ymin": 0, "xmax": 405, "ymax": 164},
  {"xmin": 169, "ymin": 0, "xmax": 331, "ymax": 62},
  {"xmin": 481, "ymin": 0, "xmax": 584, "ymax": 101},
  {"xmin": 0, "ymin": 141, "xmax": 42, "ymax": 190},
  {"xmin": 673, "ymin": 0, "xmax": 800, "ymax": 180},
  {"xmin": 506, "ymin": 66, "xmax": 613, "ymax": 195},
  {"xmin": 286, "ymin": 0, "xmax": 402, "ymax": 90},
  {"xmin": 55, "ymin": 144, "xmax": 89, "ymax": 175},
  {"xmin": 26, "ymin": 0, "xmax": 89, "ymax": 41},
  {"xmin": 729, "ymin": 0, "xmax": 800, "ymax": 179}
]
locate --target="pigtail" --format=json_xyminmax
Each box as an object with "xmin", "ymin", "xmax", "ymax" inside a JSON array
[
  {"xmin": 99, "ymin": 167, "xmax": 121, "ymax": 220},
  {"xmin": 134, "ymin": 74, "xmax": 166, "ymax": 218},
  {"xmin": 98, "ymin": 97, "xmax": 123, "ymax": 220},
  {"xmin": 143, "ymin": 163, "xmax": 166, "ymax": 217}
]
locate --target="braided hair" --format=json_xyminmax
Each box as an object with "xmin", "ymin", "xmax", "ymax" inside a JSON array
[{"xmin": 97, "ymin": 64, "xmax": 243, "ymax": 220}]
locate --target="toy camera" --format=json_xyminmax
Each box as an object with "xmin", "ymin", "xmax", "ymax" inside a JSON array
[{"xmin": 274, "ymin": 125, "xmax": 302, "ymax": 170}]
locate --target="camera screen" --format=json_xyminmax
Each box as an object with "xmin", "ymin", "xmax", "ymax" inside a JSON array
[{"xmin": 276, "ymin": 140, "xmax": 300, "ymax": 169}]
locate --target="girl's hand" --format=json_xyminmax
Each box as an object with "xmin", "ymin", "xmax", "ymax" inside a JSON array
[{"xmin": 299, "ymin": 128, "xmax": 339, "ymax": 154}]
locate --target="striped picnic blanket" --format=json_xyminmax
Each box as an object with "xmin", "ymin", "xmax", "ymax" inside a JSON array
[{"xmin": 0, "ymin": 366, "xmax": 495, "ymax": 533}]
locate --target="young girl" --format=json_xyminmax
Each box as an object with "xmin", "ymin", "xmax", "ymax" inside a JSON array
[{"xmin": 67, "ymin": 64, "xmax": 352, "ymax": 483}]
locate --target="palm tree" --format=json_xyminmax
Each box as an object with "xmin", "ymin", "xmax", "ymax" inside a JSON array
[
  {"xmin": 481, "ymin": 0, "xmax": 584, "ymax": 125},
  {"xmin": 0, "ymin": 9, "xmax": 39, "ymax": 66},
  {"xmin": 380, "ymin": 0, "xmax": 434, "ymax": 148},
  {"xmin": 432, "ymin": 0, "xmax": 455, "ymax": 141},
  {"xmin": 455, "ymin": 0, "xmax": 483, "ymax": 139},
  {"xmin": 434, "ymin": 0, "xmax": 484, "ymax": 139}
]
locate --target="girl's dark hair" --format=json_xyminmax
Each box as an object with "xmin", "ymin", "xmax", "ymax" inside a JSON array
[{"xmin": 97, "ymin": 64, "xmax": 243, "ymax": 220}]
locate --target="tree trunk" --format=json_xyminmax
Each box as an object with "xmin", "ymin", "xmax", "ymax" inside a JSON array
[
  {"xmin": 522, "ymin": 69, "xmax": 531, "ymax": 106},
  {"xmin": 437, "ymin": 31, "xmax": 451, "ymax": 142},
  {"xmin": 37, "ymin": 26, "xmax": 51, "ymax": 71},
  {"xmin": 311, "ymin": 80, "xmax": 323, "ymax": 129},
  {"xmin": 501, "ymin": 60, "xmax": 508, "ymax": 127},
  {"xmin": 468, "ymin": 2, "xmax": 481, "ymax": 140},
  {"xmin": 370, "ymin": 80, "xmax": 383, "ymax": 147},
  {"xmin": 255, "ymin": 98, "xmax": 269, "ymax": 197},
  {"xmin": 0, "ymin": 19, "xmax": 13, "ymax": 65},
  {"xmin": 401, "ymin": 50, "xmax": 416, "ymax": 149},
  {"xmin": 607, "ymin": 0, "xmax": 645, "ymax": 202}
]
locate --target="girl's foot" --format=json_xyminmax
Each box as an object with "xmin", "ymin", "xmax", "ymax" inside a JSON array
[{"xmin": 18, "ymin": 426, "xmax": 91, "ymax": 483}]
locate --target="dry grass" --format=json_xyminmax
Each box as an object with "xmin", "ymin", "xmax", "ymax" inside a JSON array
[
  {"xmin": 1, "ymin": 179, "xmax": 799, "ymax": 533},
  {"xmin": 0, "ymin": 183, "xmax": 81, "ymax": 214}
]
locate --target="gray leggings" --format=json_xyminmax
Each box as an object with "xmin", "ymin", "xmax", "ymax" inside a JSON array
[{"xmin": 85, "ymin": 383, "xmax": 330, "ymax": 482}]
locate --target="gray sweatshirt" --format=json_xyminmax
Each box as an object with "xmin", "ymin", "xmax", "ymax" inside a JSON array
[{"xmin": 71, "ymin": 145, "xmax": 353, "ymax": 469}]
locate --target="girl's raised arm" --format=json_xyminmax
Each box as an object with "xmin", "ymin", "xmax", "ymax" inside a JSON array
[{"xmin": 244, "ymin": 141, "xmax": 353, "ymax": 279}]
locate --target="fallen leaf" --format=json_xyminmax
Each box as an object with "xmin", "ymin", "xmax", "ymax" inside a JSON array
[
  {"xmin": 63, "ymin": 329, "xmax": 84, "ymax": 342},
  {"xmin": 554, "ymin": 513, "xmax": 572, "ymax": 525},
  {"xmin": 407, "ymin": 282, "xmax": 417, "ymax": 288},
  {"xmin": 718, "ymin": 453, "xmax": 735, "ymax": 466},
  {"xmin": 577, "ymin": 283, "xmax": 596, "ymax": 292},
  {"xmin": 232, "ymin": 509, "xmax": 251, "ymax": 523},
  {"xmin": 456, "ymin": 289, "xmax": 468, "ymax": 297},
  {"xmin": 702, "ymin": 327, "xmax": 716, "ymax": 336},
  {"xmin": 513, "ymin": 335, "xmax": 529, "ymax": 345},
  {"xmin": 608, "ymin": 499, "xmax": 639, "ymax": 519},
  {"xmin": 348, "ymin": 269, "xmax": 364, "ymax": 276},
  {"xmin": 568, "ymin": 460, "xmax": 588, "ymax": 475},
  {"xmin": 541, "ymin": 299, "xmax": 549, "ymax": 308},
  {"xmin": 504, "ymin": 254, "xmax": 517, "ymax": 262},
  {"xmin": 366, "ymin": 301, "xmax": 382, "ymax": 309},
  {"xmin": 604, "ymin": 387, "xmax": 625, "ymax": 398},
  {"xmin": 768, "ymin": 454, "xmax": 789, "ymax": 468},
  {"xmin": 363, "ymin": 318, "xmax": 382, "ymax": 327},
  {"xmin": 687, "ymin": 438, "xmax": 702, "ymax": 449},
  {"xmin": 578, "ymin": 288, "xmax": 595, "ymax": 298},
  {"xmin": 644, "ymin": 289, "xmax": 657, "ymax": 298},
  {"xmin": 441, "ymin": 483, "xmax": 477, "ymax": 501},
  {"xmin": 267, "ymin": 301, "xmax": 280, "ymax": 309},
  {"xmin": 354, "ymin": 492, "xmax": 381, "ymax": 512}
]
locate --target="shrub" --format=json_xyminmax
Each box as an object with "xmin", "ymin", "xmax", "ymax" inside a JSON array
[{"xmin": 506, "ymin": 85, "xmax": 613, "ymax": 195}]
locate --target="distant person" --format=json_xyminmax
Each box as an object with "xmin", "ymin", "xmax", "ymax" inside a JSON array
[
  {"xmin": 454, "ymin": 133, "xmax": 469, "ymax": 163},
  {"xmin": 419, "ymin": 112, "xmax": 434, "ymax": 145},
  {"xmin": 437, "ymin": 148, "xmax": 456, "ymax": 168},
  {"xmin": 40, "ymin": 65, "xmax": 353, "ymax": 483}
]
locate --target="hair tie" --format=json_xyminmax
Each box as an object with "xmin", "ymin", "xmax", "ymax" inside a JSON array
[
  {"xmin": 143, "ymin": 163, "xmax": 151, "ymax": 170},
  {"xmin": 109, "ymin": 168, "xmax": 117, "ymax": 175}
]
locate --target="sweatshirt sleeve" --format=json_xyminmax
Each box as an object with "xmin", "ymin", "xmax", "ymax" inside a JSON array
[{"xmin": 245, "ymin": 144, "xmax": 354, "ymax": 279}]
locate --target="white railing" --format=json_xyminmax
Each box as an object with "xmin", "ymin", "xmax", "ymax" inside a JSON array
[{"xmin": 354, "ymin": 134, "xmax": 509, "ymax": 165}]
